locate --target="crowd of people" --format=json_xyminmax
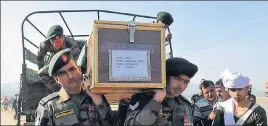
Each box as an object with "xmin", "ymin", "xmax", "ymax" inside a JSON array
[
  {"xmin": 31, "ymin": 11, "xmax": 268, "ymax": 126},
  {"xmin": 31, "ymin": 22, "xmax": 268, "ymax": 126},
  {"xmin": 1, "ymin": 94, "xmax": 19, "ymax": 120}
]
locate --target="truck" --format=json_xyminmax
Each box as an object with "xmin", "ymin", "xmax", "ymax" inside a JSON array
[{"xmin": 18, "ymin": 9, "xmax": 174, "ymax": 125}]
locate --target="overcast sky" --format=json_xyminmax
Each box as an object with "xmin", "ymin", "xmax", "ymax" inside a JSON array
[{"xmin": 1, "ymin": 1, "xmax": 268, "ymax": 96}]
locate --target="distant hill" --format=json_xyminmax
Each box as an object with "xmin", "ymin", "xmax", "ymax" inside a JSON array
[{"xmin": 1, "ymin": 82, "xmax": 20, "ymax": 97}]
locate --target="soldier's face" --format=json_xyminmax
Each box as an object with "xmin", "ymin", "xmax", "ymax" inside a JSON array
[
  {"xmin": 201, "ymin": 85, "xmax": 217, "ymax": 102},
  {"xmin": 166, "ymin": 75, "xmax": 190, "ymax": 97},
  {"xmin": 55, "ymin": 59, "xmax": 82, "ymax": 94},
  {"xmin": 228, "ymin": 87, "xmax": 248, "ymax": 102},
  {"xmin": 52, "ymin": 35, "xmax": 64, "ymax": 49}
]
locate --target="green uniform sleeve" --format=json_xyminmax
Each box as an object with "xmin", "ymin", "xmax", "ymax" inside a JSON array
[
  {"xmin": 37, "ymin": 42, "xmax": 48, "ymax": 70},
  {"xmin": 65, "ymin": 37, "xmax": 81, "ymax": 60},
  {"xmin": 95, "ymin": 95, "xmax": 114, "ymax": 125},
  {"xmin": 124, "ymin": 94, "xmax": 163, "ymax": 126}
]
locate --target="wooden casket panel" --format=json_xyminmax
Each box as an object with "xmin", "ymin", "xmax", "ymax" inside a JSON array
[
  {"xmin": 97, "ymin": 28, "xmax": 162, "ymax": 83},
  {"xmin": 87, "ymin": 20, "xmax": 166, "ymax": 100}
]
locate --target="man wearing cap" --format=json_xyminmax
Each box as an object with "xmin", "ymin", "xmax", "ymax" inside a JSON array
[
  {"xmin": 193, "ymin": 80, "xmax": 220, "ymax": 126},
  {"xmin": 212, "ymin": 73, "xmax": 267, "ymax": 126},
  {"xmin": 37, "ymin": 25, "xmax": 82, "ymax": 93},
  {"xmin": 35, "ymin": 49, "xmax": 114, "ymax": 125},
  {"xmin": 124, "ymin": 57, "xmax": 198, "ymax": 126},
  {"xmin": 37, "ymin": 25, "xmax": 81, "ymax": 70}
]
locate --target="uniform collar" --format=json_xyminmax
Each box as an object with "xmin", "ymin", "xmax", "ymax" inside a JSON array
[
  {"xmin": 59, "ymin": 88, "xmax": 70, "ymax": 102},
  {"xmin": 58, "ymin": 88, "xmax": 85, "ymax": 103}
]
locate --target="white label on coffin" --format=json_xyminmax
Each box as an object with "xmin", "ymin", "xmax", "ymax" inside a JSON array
[{"xmin": 109, "ymin": 50, "xmax": 151, "ymax": 81}]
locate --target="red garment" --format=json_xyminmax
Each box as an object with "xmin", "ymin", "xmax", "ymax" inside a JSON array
[{"xmin": 4, "ymin": 97, "xmax": 8, "ymax": 103}]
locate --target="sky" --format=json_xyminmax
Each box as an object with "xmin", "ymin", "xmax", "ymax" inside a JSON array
[{"xmin": 1, "ymin": 1, "xmax": 268, "ymax": 96}]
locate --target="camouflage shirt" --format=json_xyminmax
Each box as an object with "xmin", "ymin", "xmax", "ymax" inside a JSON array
[
  {"xmin": 124, "ymin": 93, "xmax": 193, "ymax": 126},
  {"xmin": 37, "ymin": 37, "xmax": 81, "ymax": 69},
  {"xmin": 35, "ymin": 88, "xmax": 114, "ymax": 126}
]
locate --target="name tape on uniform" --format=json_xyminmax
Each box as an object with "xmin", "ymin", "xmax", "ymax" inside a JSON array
[{"xmin": 55, "ymin": 109, "xmax": 75, "ymax": 119}]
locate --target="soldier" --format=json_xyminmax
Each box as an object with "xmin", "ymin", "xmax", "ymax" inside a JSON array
[
  {"xmin": 37, "ymin": 25, "xmax": 81, "ymax": 70},
  {"xmin": 124, "ymin": 57, "xmax": 198, "ymax": 126},
  {"xmin": 12, "ymin": 94, "xmax": 18, "ymax": 120},
  {"xmin": 193, "ymin": 80, "xmax": 220, "ymax": 126},
  {"xmin": 37, "ymin": 25, "xmax": 81, "ymax": 92},
  {"xmin": 35, "ymin": 49, "xmax": 114, "ymax": 125},
  {"xmin": 213, "ymin": 73, "xmax": 267, "ymax": 126}
]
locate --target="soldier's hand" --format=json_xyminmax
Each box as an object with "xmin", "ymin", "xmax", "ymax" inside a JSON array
[
  {"xmin": 153, "ymin": 88, "xmax": 166, "ymax": 103},
  {"xmin": 81, "ymin": 74, "xmax": 92, "ymax": 91},
  {"xmin": 86, "ymin": 90, "xmax": 103, "ymax": 105}
]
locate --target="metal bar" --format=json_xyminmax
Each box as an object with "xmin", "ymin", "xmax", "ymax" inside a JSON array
[
  {"xmin": 132, "ymin": 16, "xmax": 136, "ymax": 21},
  {"xmin": 65, "ymin": 34, "xmax": 89, "ymax": 38},
  {"xmin": 24, "ymin": 37, "xmax": 39, "ymax": 49},
  {"xmin": 165, "ymin": 42, "xmax": 170, "ymax": 46},
  {"xmin": 97, "ymin": 11, "xmax": 100, "ymax": 20},
  {"xmin": 167, "ymin": 27, "xmax": 173, "ymax": 58},
  {"xmin": 23, "ymin": 10, "xmax": 157, "ymax": 21},
  {"xmin": 26, "ymin": 19, "xmax": 46, "ymax": 38},
  {"xmin": 59, "ymin": 12, "xmax": 74, "ymax": 39},
  {"xmin": 21, "ymin": 19, "xmax": 26, "ymax": 65}
]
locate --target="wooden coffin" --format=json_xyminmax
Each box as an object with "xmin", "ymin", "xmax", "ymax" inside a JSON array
[{"xmin": 86, "ymin": 20, "xmax": 166, "ymax": 102}]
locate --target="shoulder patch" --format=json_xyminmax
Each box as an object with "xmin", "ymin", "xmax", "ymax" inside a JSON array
[{"xmin": 39, "ymin": 92, "xmax": 59, "ymax": 106}]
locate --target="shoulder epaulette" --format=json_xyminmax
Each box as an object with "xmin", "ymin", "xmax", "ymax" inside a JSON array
[{"xmin": 39, "ymin": 92, "xmax": 59, "ymax": 106}]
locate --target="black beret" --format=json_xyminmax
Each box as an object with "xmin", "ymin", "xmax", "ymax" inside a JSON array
[
  {"xmin": 46, "ymin": 25, "xmax": 63, "ymax": 40},
  {"xmin": 48, "ymin": 48, "xmax": 73, "ymax": 76},
  {"xmin": 157, "ymin": 11, "xmax": 174, "ymax": 26},
  {"xmin": 166, "ymin": 57, "xmax": 198, "ymax": 78}
]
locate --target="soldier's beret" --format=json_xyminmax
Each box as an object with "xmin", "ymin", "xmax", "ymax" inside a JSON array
[
  {"xmin": 48, "ymin": 48, "xmax": 73, "ymax": 76},
  {"xmin": 166, "ymin": 57, "xmax": 198, "ymax": 78},
  {"xmin": 157, "ymin": 11, "xmax": 174, "ymax": 26},
  {"xmin": 46, "ymin": 25, "xmax": 64, "ymax": 40},
  {"xmin": 38, "ymin": 64, "xmax": 49, "ymax": 76}
]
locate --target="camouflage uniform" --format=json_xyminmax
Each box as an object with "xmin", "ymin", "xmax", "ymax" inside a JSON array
[
  {"xmin": 193, "ymin": 97, "xmax": 220, "ymax": 126},
  {"xmin": 37, "ymin": 25, "xmax": 81, "ymax": 70},
  {"xmin": 37, "ymin": 25, "xmax": 81, "ymax": 93},
  {"xmin": 38, "ymin": 65, "xmax": 61, "ymax": 93},
  {"xmin": 124, "ymin": 57, "xmax": 198, "ymax": 126},
  {"xmin": 124, "ymin": 93, "xmax": 193, "ymax": 126},
  {"xmin": 35, "ymin": 88, "xmax": 114, "ymax": 125},
  {"xmin": 37, "ymin": 36, "xmax": 81, "ymax": 69}
]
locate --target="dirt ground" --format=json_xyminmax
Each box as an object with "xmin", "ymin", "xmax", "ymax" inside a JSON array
[{"xmin": 1, "ymin": 106, "xmax": 26, "ymax": 125}]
